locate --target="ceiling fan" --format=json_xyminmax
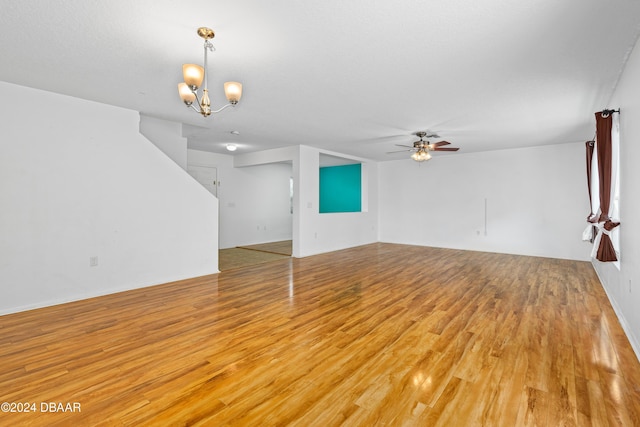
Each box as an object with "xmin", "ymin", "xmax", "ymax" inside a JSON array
[{"xmin": 387, "ymin": 131, "xmax": 460, "ymax": 162}]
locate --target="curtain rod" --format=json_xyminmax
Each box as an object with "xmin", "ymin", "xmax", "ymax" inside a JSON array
[{"xmin": 601, "ymin": 108, "xmax": 620, "ymax": 117}]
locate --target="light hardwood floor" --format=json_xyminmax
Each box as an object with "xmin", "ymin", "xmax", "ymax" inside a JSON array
[
  {"xmin": 1, "ymin": 243, "xmax": 639, "ymax": 426},
  {"xmin": 218, "ymin": 248, "xmax": 290, "ymax": 271},
  {"xmin": 237, "ymin": 240, "xmax": 292, "ymax": 256},
  {"xmin": 219, "ymin": 240, "xmax": 292, "ymax": 271}
]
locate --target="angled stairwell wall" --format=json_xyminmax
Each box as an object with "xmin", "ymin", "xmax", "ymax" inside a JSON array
[{"xmin": 0, "ymin": 81, "xmax": 219, "ymax": 315}]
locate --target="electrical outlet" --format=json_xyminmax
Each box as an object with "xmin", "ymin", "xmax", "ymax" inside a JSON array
[{"xmin": 89, "ymin": 256, "xmax": 98, "ymax": 267}]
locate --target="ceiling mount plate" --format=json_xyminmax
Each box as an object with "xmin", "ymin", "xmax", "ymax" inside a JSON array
[{"xmin": 197, "ymin": 27, "xmax": 215, "ymax": 40}]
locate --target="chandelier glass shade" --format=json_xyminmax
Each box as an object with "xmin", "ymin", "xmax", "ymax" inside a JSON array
[{"xmin": 178, "ymin": 27, "xmax": 242, "ymax": 117}]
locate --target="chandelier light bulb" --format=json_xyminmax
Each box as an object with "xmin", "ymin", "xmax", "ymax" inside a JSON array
[
  {"xmin": 178, "ymin": 83, "xmax": 196, "ymax": 105},
  {"xmin": 182, "ymin": 64, "xmax": 204, "ymax": 90},
  {"xmin": 224, "ymin": 82, "xmax": 243, "ymax": 104}
]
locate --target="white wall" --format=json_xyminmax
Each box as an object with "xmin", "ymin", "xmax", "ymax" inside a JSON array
[
  {"xmin": 0, "ymin": 82, "xmax": 218, "ymax": 315},
  {"xmin": 233, "ymin": 162, "xmax": 292, "ymax": 246},
  {"xmin": 379, "ymin": 142, "xmax": 591, "ymax": 261},
  {"xmin": 139, "ymin": 114, "xmax": 188, "ymax": 169},
  {"xmin": 230, "ymin": 145, "xmax": 379, "ymax": 257},
  {"xmin": 592, "ymin": 37, "xmax": 640, "ymax": 358},
  {"xmin": 295, "ymin": 146, "xmax": 379, "ymax": 257},
  {"xmin": 188, "ymin": 149, "xmax": 293, "ymax": 248}
]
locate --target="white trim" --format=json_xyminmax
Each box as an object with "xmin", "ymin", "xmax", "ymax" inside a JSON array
[{"xmin": 592, "ymin": 265, "xmax": 640, "ymax": 363}]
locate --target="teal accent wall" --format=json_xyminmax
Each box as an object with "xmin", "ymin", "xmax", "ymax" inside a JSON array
[{"xmin": 319, "ymin": 164, "xmax": 361, "ymax": 213}]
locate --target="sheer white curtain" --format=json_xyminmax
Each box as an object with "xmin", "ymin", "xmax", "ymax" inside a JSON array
[
  {"xmin": 582, "ymin": 143, "xmax": 599, "ymax": 241},
  {"xmin": 609, "ymin": 114, "xmax": 620, "ymax": 255}
]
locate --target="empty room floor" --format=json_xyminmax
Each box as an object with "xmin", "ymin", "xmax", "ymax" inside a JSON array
[
  {"xmin": 219, "ymin": 240, "xmax": 292, "ymax": 271},
  {"xmin": 1, "ymin": 243, "xmax": 639, "ymax": 425}
]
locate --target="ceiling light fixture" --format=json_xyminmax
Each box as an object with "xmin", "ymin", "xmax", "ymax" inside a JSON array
[
  {"xmin": 411, "ymin": 148, "xmax": 431, "ymax": 162},
  {"xmin": 388, "ymin": 131, "xmax": 459, "ymax": 162},
  {"xmin": 178, "ymin": 27, "xmax": 242, "ymax": 117},
  {"xmin": 226, "ymin": 144, "xmax": 238, "ymax": 151}
]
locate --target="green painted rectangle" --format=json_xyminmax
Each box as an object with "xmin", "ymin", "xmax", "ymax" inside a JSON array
[{"xmin": 319, "ymin": 164, "xmax": 361, "ymax": 213}]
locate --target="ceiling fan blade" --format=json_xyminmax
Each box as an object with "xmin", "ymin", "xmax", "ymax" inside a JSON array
[
  {"xmin": 414, "ymin": 130, "xmax": 441, "ymax": 138},
  {"xmin": 432, "ymin": 147, "xmax": 460, "ymax": 151},
  {"xmin": 430, "ymin": 140, "xmax": 451, "ymax": 147},
  {"xmin": 386, "ymin": 149, "xmax": 413, "ymax": 154},
  {"xmin": 395, "ymin": 144, "xmax": 415, "ymax": 148}
]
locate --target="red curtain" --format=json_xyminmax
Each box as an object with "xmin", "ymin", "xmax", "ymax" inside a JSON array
[{"xmin": 593, "ymin": 112, "xmax": 620, "ymax": 262}]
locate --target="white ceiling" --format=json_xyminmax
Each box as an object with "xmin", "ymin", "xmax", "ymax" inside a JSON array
[{"xmin": 2, "ymin": 1, "xmax": 639, "ymax": 161}]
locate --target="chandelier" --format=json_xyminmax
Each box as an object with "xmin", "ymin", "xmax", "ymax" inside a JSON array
[{"xmin": 177, "ymin": 27, "xmax": 242, "ymax": 117}]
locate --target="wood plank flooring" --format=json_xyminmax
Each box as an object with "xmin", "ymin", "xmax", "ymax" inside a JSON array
[
  {"xmin": 1, "ymin": 243, "xmax": 639, "ymax": 426},
  {"xmin": 236, "ymin": 240, "xmax": 292, "ymax": 256},
  {"xmin": 218, "ymin": 247, "xmax": 290, "ymax": 271}
]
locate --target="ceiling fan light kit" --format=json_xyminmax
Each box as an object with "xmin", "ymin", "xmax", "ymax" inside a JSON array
[
  {"xmin": 411, "ymin": 146, "xmax": 432, "ymax": 162},
  {"xmin": 178, "ymin": 27, "xmax": 243, "ymax": 117}
]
